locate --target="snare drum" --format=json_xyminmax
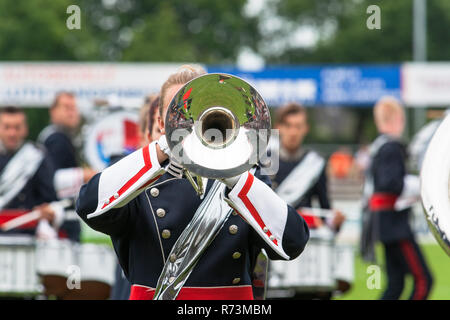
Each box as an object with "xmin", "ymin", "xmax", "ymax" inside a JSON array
[
  {"xmin": 267, "ymin": 228, "xmax": 336, "ymax": 297},
  {"xmin": 36, "ymin": 240, "xmax": 116, "ymax": 299},
  {"xmin": 36, "ymin": 239, "xmax": 74, "ymax": 276},
  {"xmin": 0, "ymin": 236, "xmax": 41, "ymax": 296},
  {"xmin": 332, "ymin": 243, "xmax": 355, "ymax": 292},
  {"xmin": 77, "ymin": 243, "xmax": 115, "ymax": 285},
  {"xmin": 36, "ymin": 239, "xmax": 74, "ymax": 297},
  {"xmin": 63, "ymin": 243, "xmax": 116, "ymax": 300}
]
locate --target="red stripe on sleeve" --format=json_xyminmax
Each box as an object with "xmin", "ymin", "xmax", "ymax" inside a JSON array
[
  {"xmin": 237, "ymin": 172, "xmax": 278, "ymax": 246},
  {"xmin": 101, "ymin": 146, "xmax": 154, "ymax": 209},
  {"xmin": 142, "ymin": 144, "xmax": 152, "ymax": 168}
]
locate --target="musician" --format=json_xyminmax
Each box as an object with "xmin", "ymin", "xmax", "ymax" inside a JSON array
[
  {"xmin": 0, "ymin": 106, "xmax": 60, "ymax": 236},
  {"xmin": 76, "ymin": 66, "xmax": 310, "ymax": 300},
  {"xmin": 267, "ymin": 103, "xmax": 346, "ymax": 300},
  {"xmin": 368, "ymin": 97, "xmax": 433, "ymax": 300},
  {"xmin": 137, "ymin": 94, "xmax": 161, "ymax": 145},
  {"xmin": 271, "ymin": 103, "xmax": 344, "ymax": 231},
  {"xmin": 110, "ymin": 94, "xmax": 160, "ymax": 300},
  {"xmin": 38, "ymin": 92, "xmax": 96, "ymax": 242}
]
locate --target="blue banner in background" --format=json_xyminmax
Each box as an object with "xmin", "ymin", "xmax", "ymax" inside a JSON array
[{"xmin": 207, "ymin": 65, "xmax": 401, "ymax": 107}]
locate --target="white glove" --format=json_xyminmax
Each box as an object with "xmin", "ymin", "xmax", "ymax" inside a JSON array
[
  {"xmin": 156, "ymin": 135, "xmax": 171, "ymax": 157},
  {"xmin": 36, "ymin": 220, "xmax": 58, "ymax": 240},
  {"xmin": 220, "ymin": 174, "xmax": 242, "ymax": 189},
  {"xmin": 49, "ymin": 201, "xmax": 65, "ymax": 229}
]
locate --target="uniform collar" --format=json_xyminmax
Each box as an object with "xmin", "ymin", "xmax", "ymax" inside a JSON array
[
  {"xmin": 165, "ymin": 159, "xmax": 184, "ymax": 179},
  {"xmin": 54, "ymin": 124, "xmax": 75, "ymax": 136},
  {"xmin": 279, "ymin": 145, "xmax": 307, "ymax": 162}
]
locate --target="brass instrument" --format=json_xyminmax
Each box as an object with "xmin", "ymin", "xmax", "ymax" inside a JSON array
[
  {"xmin": 153, "ymin": 73, "xmax": 272, "ymax": 299},
  {"xmin": 420, "ymin": 114, "xmax": 450, "ymax": 256},
  {"xmin": 164, "ymin": 73, "xmax": 271, "ymax": 194}
]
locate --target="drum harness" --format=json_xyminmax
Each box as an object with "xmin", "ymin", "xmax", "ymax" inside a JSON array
[
  {"xmin": 274, "ymin": 148, "xmax": 326, "ymax": 208},
  {"xmin": 0, "ymin": 142, "xmax": 44, "ymax": 210}
]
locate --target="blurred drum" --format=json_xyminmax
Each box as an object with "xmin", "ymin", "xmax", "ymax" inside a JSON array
[
  {"xmin": 0, "ymin": 236, "xmax": 41, "ymax": 296},
  {"xmin": 332, "ymin": 243, "xmax": 354, "ymax": 293},
  {"xmin": 0, "ymin": 236, "xmax": 116, "ymax": 299},
  {"xmin": 267, "ymin": 229, "xmax": 335, "ymax": 297},
  {"xmin": 63, "ymin": 243, "xmax": 116, "ymax": 300},
  {"xmin": 78, "ymin": 243, "xmax": 115, "ymax": 284},
  {"xmin": 36, "ymin": 240, "xmax": 116, "ymax": 300},
  {"xmin": 83, "ymin": 111, "xmax": 140, "ymax": 171},
  {"xmin": 36, "ymin": 239, "xmax": 74, "ymax": 298}
]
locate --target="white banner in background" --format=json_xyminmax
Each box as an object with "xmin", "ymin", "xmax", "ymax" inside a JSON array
[
  {"xmin": 0, "ymin": 63, "xmax": 188, "ymax": 107},
  {"xmin": 402, "ymin": 63, "xmax": 450, "ymax": 107}
]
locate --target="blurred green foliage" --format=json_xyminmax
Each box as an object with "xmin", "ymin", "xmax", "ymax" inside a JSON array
[
  {"xmin": 0, "ymin": 0, "xmax": 447, "ymax": 65},
  {"xmin": 24, "ymin": 108, "xmax": 50, "ymax": 141},
  {"xmin": 0, "ymin": 0, "xmax": 100, "ymax": 60},
  {"xmin": 0, "ymin": 0, "xmax": 258, "ymax": 63},
  {"xmin": 0, "ymin": 0, "xmax": 443, "ymax": 146},
  {"xmin": 267, "ymin": 0, "xmax": 450, "ymax": 63}
]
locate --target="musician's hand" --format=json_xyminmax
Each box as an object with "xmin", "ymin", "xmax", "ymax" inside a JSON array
[
  {"xmin": 156, "ymin": 135, "xmax": 170, "ymax": 164},
  {"xmin": 34, "ymin": 204, "xmax": 56, "ymax": 223},
  {"xmin": 82, "ymin": 167, "xmax": 97, "ymax": 182},
  {"xmin": 331, "ymin": 210, "xmax": 346, "ymax": 230}
]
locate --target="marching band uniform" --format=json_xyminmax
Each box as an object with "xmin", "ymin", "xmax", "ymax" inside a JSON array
[
  {"xmin": 105, "ymin": 154, "xmax": 132, "ymax": 300},
  {"xmin": 270, "ymin": 145, "xmax": 333, "ymax": 230},
  {"xmin": 0, "ymin": 142, "xmax": 58, "ymax": 235},
  {"xmin": 76, "ymin": 141, "xmax": 309, "ymax": 300},
  {"xmin": 367, "ymin": 134, "xmax": 433, "ymax": 300},
  {"xmin": 38, "ymin": 125, "xmax": 82, "ymax": 242},
  {"xmin": 269, "ymin": 145, "xmax": 336, "ymax": 299},
  {"xmin": 272, "ymin": 146, "xmax": 330, "ymax": 210}
]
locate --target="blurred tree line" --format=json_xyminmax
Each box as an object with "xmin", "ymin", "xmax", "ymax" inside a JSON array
[
  {"xmin": 265, "ymin": 0, "xmax": 450, "ymax": 63},
  {"xmin": 4, "ymin": 0, "xmax": 449, "ymax": 63},
  {"xmin": 0, "ymin": 0, "xmax": 259, "ymax": 63},
  {"xmin": 2, "ymin": 0, "xmax": 448, "ymax": 63},
  {"xmin": 0, "ymin": 0, "xmax": 447, "ymax": 144}
]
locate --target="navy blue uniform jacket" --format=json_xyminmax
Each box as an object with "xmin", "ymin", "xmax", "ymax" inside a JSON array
[
  {"xmin": 371, "ymin": 139, "xmax": 413, "ymax": 243},
  {"xmin": 76, "ymin": 143, "xmax": 309, "ymax": 298}
]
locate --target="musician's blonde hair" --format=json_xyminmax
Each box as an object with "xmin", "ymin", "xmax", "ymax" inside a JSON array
[
  {"xmin": 139, "ymin": 93, "xmax": 158, "ymax": 134},
  {"xmin": 373, "ymin": 96, "xmax": 404, "ymax": 126},
  {"xmin": 159, "ymin": 64, "xmax": 207, "ymax": 117}
]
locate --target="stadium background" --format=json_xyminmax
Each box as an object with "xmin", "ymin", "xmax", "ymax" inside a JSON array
[{"xmin": 1, "ymin": 0, "xmax": 449, "ymax": 299}]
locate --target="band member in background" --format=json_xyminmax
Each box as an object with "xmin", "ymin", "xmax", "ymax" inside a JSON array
[
  {"xmin": 38, "ymin": 92, "xmax": 96, "ymax": 242},
  {"xmin": 137, "ymin": 94, "xmax": 161, "ymax": 145},
  {"xmin": 147, "ymin": 95, "xmax": 162, "ymax": 142},
  {"xmin": 271, "ymin": 103, "xmax": 345, "ymax": 231},
  {"xmin": 368, "ymin": 97, "xmax": 433, "ymax": 300},
  {"xmin": 269, "ymin": 102, "xmax": 345, "ymax": 300},
  {"xmin": 76, "ymin": 65, "xmax": 309, "ymax": 300},
  {"xmin": 0, "ymin": 106, "xmax": 61, "ymax": 236},
  {"xmin": 110, "ymin": 93, "xmax": 160, "ymax": 300}
]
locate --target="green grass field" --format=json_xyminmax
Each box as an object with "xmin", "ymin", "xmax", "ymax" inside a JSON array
[
  {"xmin": 334, "ymin": 243, "xmax": 450, "ymax": 300},
  {"xmin": 81, "ymin": 222, "xmax": 112, "ymax": 245}
]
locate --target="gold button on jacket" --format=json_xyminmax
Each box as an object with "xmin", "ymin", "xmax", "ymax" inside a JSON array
[{"xmin": 161, "ymin": 229, "xmax": 171, "ymax": 239}]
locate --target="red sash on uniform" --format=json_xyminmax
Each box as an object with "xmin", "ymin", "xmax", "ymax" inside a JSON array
[
  {"xmin": 0, "ymin": 210, "xmax": 37, "ymax": 230},
  {"xmin": 369, "ymin": 193, "xmax": 398, "ymax": 211},
  {"xmin": 129, "ymin": 284, "xmax": 254, "ymax": 300}
]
